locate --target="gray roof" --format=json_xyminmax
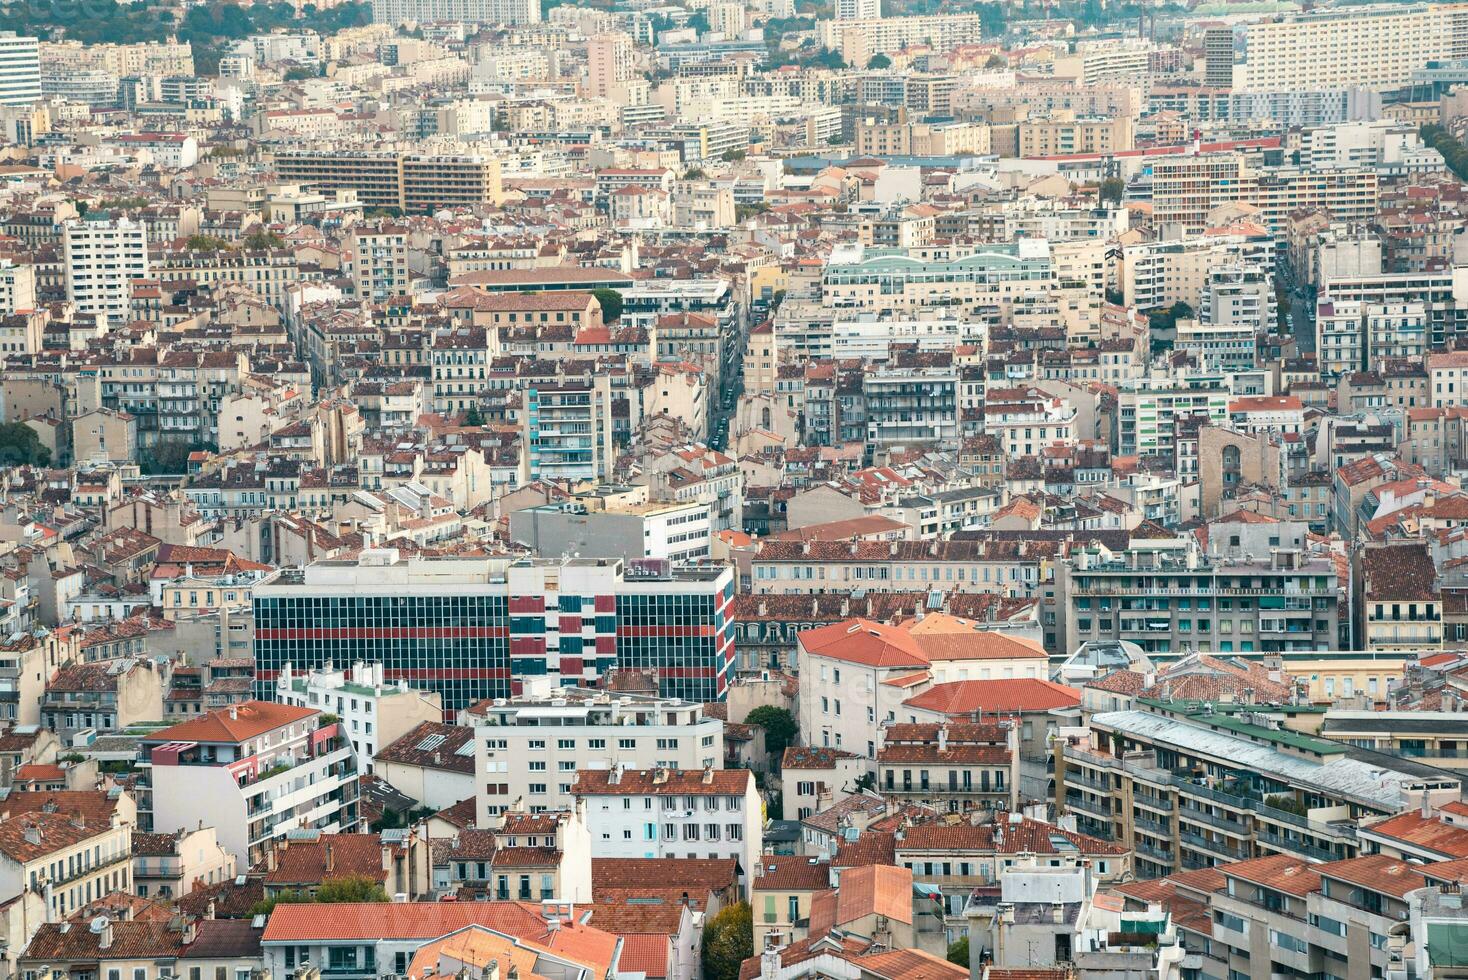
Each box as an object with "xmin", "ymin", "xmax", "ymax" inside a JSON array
[{"xmin": 1090, "ymin": 710, "xmax": 1440, "ymax": 811}]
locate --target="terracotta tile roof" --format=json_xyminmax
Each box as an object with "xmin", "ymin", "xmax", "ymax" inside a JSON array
[
  {"xmin": 261, "ymin": 834, "xmax": 389, "ymax": 885},
  {"xmin": 147, "ymin": 701, "xmax": 316, "ymax": 745},
  {"xmin": 753, "ymin": 855, "xmax": 832, "ymax": 891},
  {"xmin": 0, "ymin": 810, "xmax": 113, "ymax": 862},
  {"xmin": 431, "ymin": 798, "xmax": 478, "ymax": 827},
  {"xmin": 592, "ymin": 858, "xmax": 739, "ymax": 898},
  {"xmin": 1220, "ymin": 854, "xmax": 1321, "ymax": 896},
  {"xmin": 262, "ymin": 900, "xmax": 616, "ymax": 970},
  {"xmin": 738, "ymin": 933, "xmax": 873, "ymax": 980},
  {"xmin": 1364, "ymin": 810, "xmax": 1468, "ymax": 858},
  {"xmin": 1, "ymin": 790, "xmax": 124, "ymax": 828},
  {"xmin": 617, "ymin": 934, "xmax": 671, "ymax": 978},
  {"xmin": 797, "ymin": 620, "xmax": 929, "ymax": 669},
  {"xmin": 180, "ymin": 919, "xmax": 265, "ymax": 960},
  {"xmin": 1361, "ymin": 543, "xmax": 1438, "ymax": 602},
  {"xmin": 835, "ymin": 831, "xmax": 897, "ymax": 869},
  {"xmin": 375, "ymin": 722, "xmax": 476, "ymax": 774},
  {"xmin": 807, "ymin": 864, "xmax": 912, "ymax": 938},
  {"xmin": 25, "ymin": 920, "xmax": 187, "ymax": 960},
  {"xmin": 900, "ymin": 679, "xmax": 1080, "ymax": 715},
  {"xmin": 1316, "ymin": 854, "xmax": 1427, "ymax": 898},
  {"xmin": 860, "ymin": 948, "xmax": 969, "ymax": 980},
  {"xmin": 178, "ymin": 875, "xmax": 265, "ymax": 919}
]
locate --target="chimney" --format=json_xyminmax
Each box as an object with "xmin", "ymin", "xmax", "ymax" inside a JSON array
[
  {"xmin": 479, "ymin": 960, "xmax": 500, "ymax": 980},
  {"xmin": 1051, "ymin": 902, "xmax": 1064, "ymax": 925},
  {"xmin": 326, "ymin": 841, "xmax": 334, "ymax": 872},
  {"xmin": 937, "ymin": 726, "xmax": 948, "ymax": 753},
  {"xmin": 95, "ymin": 917, "xmax": 114, "ymax": 950},
  {"xmin": 1423, "ymin": 792, "xmax": 1435, "ymax": 820}
]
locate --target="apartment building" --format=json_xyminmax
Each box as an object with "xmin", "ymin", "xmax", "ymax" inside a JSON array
[
  {"xmin": 0, "ymin": 790, "xmax": 134, "ymax": 920},
  {"xmin": 0, "ymin": 33, "xmax": 40, "ymax": 107},
  {"xmin": 470, "ymin": 689, "xmax": 722, "ymax": 821},
  {"xmin": 138, "ymin": 701, "xmax": 360, "ymax": 866},
  {"xmin": 62, "ymin": 215, "xmax": 148, "ymax": 326},
  {"xmin": 854, "ymin": 118, "xmax": 991, "ymax": 157},
  {"xmin": 876, "ymin": 722, "xmax": 1020, "ymax": 812},
  {"xmin": 521, "ymin": 375, "xmax": 618, "ymax": 483},
  {"xmin": 570, "ymin": 766, "xmax": 760, "ymax": 893},
  {"xmin": 253, "ymin": 550, "xmax": 736, "ymax": 708},
  {"xmin": 1019, "ymin": 113, "xmax": 1134, "ymax": 157},
  {"xmin": 815, "ymin": 14, "xmax": 987, "ymax": 65},
  {"xmin": 1116, "ymin": 373, "xmax": 1231, "ymax": 458},
  {"xmin": 274, "ymin": 149, "xmax": 505, "ymax": 212},
  {"xmin": 1356, "ymin": 543, "xmax": 1442, "ymax": 652},
  {"xmin": 1237, "ymin": 4, "xmax": 1468, "ymax": 92},
  {"xmin": 1055, "ymin": 536, "xmax": 1340, "ymax": 659},
  {"xmin": 862, "ymin": 359, "xmax": 960, "ymax": 447},
  {"xmin": 984, "ymin": 386, "xmax": 1080, "ymax": 458},
  {"xmin": 275, "ymin": 661, "xmax": 444, "ymax": 772},
  {"xmin": 511, "ymin": 495, "xmax": 714, "ymax": 564},
  {"xmin": 351, "ymin": 225, "xmax": 410, "ymax": 302},
  {"xmin": 370, "ymin": 0, "xmax": 540, "ymax": 25},
  {"xmin": 1058, "ymin": 704, "xmax": 1459, "ymax": 880},
  {"xmin": 1120, "ymin": 233, "xmax": 1274, "ymax": 312},
  {"xmin": 821, "ymin": 241, "xmax": 1053, "ymax": 313},
  {"xmin": 1149, "ymin": 154, "xmax": 1377, "ymax": 235}
]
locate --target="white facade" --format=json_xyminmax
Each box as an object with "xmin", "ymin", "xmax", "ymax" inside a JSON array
[
  {"xmin": 572, "ymin": 767, "xmax": 761, "ymax": 894},
  {"xmin": 0, "ymin": 33, "xmax": 39, "ymax": 106},
  {"xmin": 63, "ymin": 216, "xmax": 149, "ymax": 327},
  {"xmin": 472, "ymin": 690, "xmax": 723, "ymax": 823},
  {"xmin": 371, "ymin": 0, "xmax": 541, "ymax": 25},
  {"xmin": 276, "ymin": 661, "xmax": 444, "ymax": 772}
]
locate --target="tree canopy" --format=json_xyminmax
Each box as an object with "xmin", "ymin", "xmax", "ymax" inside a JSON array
[
  {"xmin": 702, "ymin": 902, "xmax": 753, "ymax": 980},
  {"xmin": 250, "ymin": 873, "xmax": 389, "ymax": 916},
  {"xmin": 592, "ymin": 288, "xmax": 624, "ymax": 323},
  {"xmin": 745, "ymin": 706, "xmax": 798, "ymax": 761},
  {"xmin": 0, "ymin": 423, "xmax": 51, "ymax": 468}
]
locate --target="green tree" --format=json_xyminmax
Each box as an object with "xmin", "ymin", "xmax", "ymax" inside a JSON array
[
  {"xmin": 985, "ymin": 53, "xmax": 1007, "ymax": 69},
  {"xmin": 866, "ymin": 53, "xmax": 891, "ymax": 68},
  {"xmin": 1098, "ymin": 176, "xmax": 1126, "ymax": 205},
  {"xmin": 744, "ymin": 706, "xmax": 797, "ymax": 760},
  {"xmin": 702, "ymin": 902, "xmax": 753, "ymax": 980},
  {"xmin": 464, "ymin": 404, "xmax": 485, "ymax": 427},
  {"xmin": 684, "ymin": 167, "xmax": 707, "ymax": 180},
  {"xmin": 812, "ymin": 46, "xmax": 845, "ymax": 69},
  {"xmin": 592, "ymin": 288, "xmax": 624, "ymax": 323},
  {"xmin": 721, "ymin": 148, "xmax": 747, "ymax": 162},
  {"xmin": 947, "ymin": 938, "xmax": 970, "ymax": 969},
  {"xmin": 243, "ymin": 230, "xmax": 285, "ymax": 250},
  {"xmin": 139, "ymin": 438, "xmax": 210, "ymax": 475},
  {"xmin": 283, "ymin": 65, "xmax": 318, "ymax": 80},
  {"xmin": 0, "ymin": 423, "xmax": 51, "ymax": 467},
  {"xmin": 185, "ymin": 234, "xmax": 232, "ymax": 252},
  {"xmin": 250, "ymin": 874, "xmax": 390, "ymax": 916},
  {"xmin": 314, "ymin": 875, "xmax": 390, "ymax": 903}
]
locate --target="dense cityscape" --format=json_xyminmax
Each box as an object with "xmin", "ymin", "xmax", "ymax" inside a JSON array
[{"xmin": 0, "ymin": 1, "xmax": 1467, "ymax": 980}]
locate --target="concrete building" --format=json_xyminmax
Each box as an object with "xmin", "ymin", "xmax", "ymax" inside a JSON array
[
  {"xmin": 0, "ymin": 34, "xmax": 39, "ymax": 107},
  {"xmin": 370, "ymin": 0, "xmax": 540, "ymax": 24},
  {"xmin": 131, "ymin": 824, "xmax": 236, "ymax": 900},
  {"xmin": 570, "ymin": 766, "xmax": 760, "ymax": 894},
  {"xmin": 351, "ymin": 225, "xmax": 410, "ymax": 303},
  {"xmin": 511, "ymin": 493, "xmax": 713, "ymax": 564},
  {"xmin": 139, "ymin": 701, "xmax": 360, "ymax": 866},
  {"xmin": 470, "ymin": 688, "xmax": 722, "ymax": 822},
  {"xmin": 276, "ymin": 661, "xmax": 444, "ymax": 772},
  {"xmin": 0, "ymin": 790, "xmax": 134, "ymax": 920},
  {"xmin": 62, "ymin": 215, "xmax": 148, "ymax": 327},
  {"xmin": 1058, "ymin": 705, "xmax": 1460, "ymax": 879},
  {"xmin": 1055, "ymin": 536, "xmax": 1341, "ymax": 659},
  {"xmin": 253, "ymin": 550, "xmax": 736, "ymax": 707}
]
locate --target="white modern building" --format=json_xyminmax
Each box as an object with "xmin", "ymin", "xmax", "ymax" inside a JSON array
[
  {"xmin": 276, "ymin": 661, "xmax": 444, "ymax": 773},
  {"xmin": 0, "ymin": 33, "xmax": 40, "ymax": 107},
  {"xmin": 62, "ymin": 215, "xmax": 149, "ymax": 327},
  {"xmin": 370, "ymin": 0, "xmax": 540, "ymax": 25},
  {"xmin": 570, "ymin": 765, "xmax": 761, "ymax": 893},
  {"xmin": 140, "ymin": 701, "xmax": 360, "ymax": 867},
  {"xmin": 471, "ymin": 689, "xmax": 723, "ymax": 823}
]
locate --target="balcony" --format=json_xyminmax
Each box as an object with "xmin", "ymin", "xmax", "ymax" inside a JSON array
[
  {"xmin": 1178, "ymin": 806, "xmax": 1251, "ymax": 837},
  {"xmin": 1180, "ymin": 830, "xmax": 1249, "ymax": 861},
  {"xmin": 1065, "ymin": 793, "xmax": 1114, "ymax": 820}
]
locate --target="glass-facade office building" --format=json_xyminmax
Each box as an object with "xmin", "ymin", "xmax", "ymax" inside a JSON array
[{"xmin": 253, "ymin": 554, "xmax": 736, "ymax": 710}]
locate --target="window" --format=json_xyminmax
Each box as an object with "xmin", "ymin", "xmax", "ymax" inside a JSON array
[{"xmin": 528, "ymin": 783, "xmax": 547, "ymax": 794}]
